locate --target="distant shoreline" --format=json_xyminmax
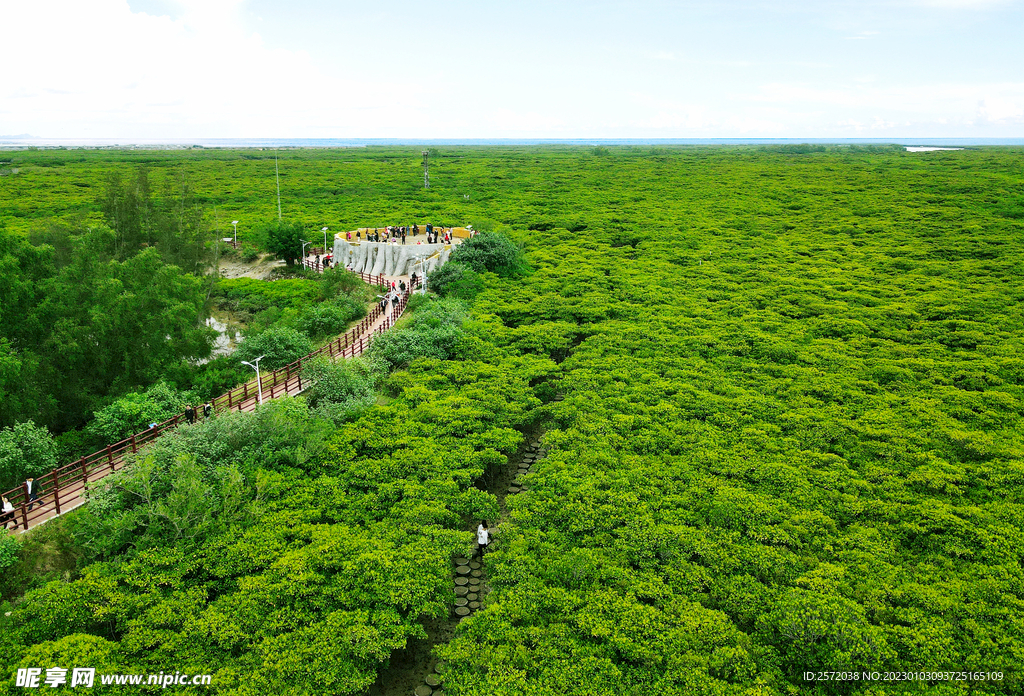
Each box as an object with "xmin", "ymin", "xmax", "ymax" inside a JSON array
[{"xmin": 2, "ymin": 137, "xmax": 1023, "ymax": 149}]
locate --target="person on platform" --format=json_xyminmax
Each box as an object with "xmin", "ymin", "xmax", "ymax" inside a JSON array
[
  {"xmin": 185, "ymin": 405, "xmax": 196, "ymax": 424},
  {"xmin": 203, "ymin": 402, "xmax": 212, "ymax": 419}
]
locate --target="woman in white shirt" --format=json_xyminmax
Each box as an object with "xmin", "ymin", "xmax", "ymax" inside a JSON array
[
  {"xmin": 475, "ymin": 521, "xmax": 490, "ymax": 559},
  {"xmin": 1, "ymin": 495, "xmax": 16, "ymax": 530}
]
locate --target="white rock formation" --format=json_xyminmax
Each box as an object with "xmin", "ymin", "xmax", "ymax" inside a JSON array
[{"xmin": 332, "ymin": 238, "xmax": 453, "ymax": 277}]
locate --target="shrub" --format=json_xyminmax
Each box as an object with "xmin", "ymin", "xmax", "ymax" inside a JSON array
[
  {"xmin": 301, "ymin": 357, "xmax": 380, "ymax": 424},
  {"xmin": 449, "ymin": 231, "xmax": 528, "ymax": 277},
  {"xmin": 87, "ymin": 382, "xmax": 197, "ymax": 445},
  {"xmin": 240, "ymin": 244, "xmax": 261, "ymax": 263},
  {"xmin": 297, "ymin": 296, "xmax": 365, "ymax": 339},
  {"xmin": 370, "ymin": 298, "xmax": 468, "ymax": 369},
  {"xmin": 0, "ymin": 421, "xmax": 59, "ymax": 491},
  {"xmin": 264, "ymin": 220, "xmax": 304, "ymax": 265},
  {"xmin": 235, "ymin": 327, "xmax": 314, "ymax": 371},
  {"xmin": 319, "ymin": 266, "xmax": 366, "ymax": 299},
  {"xmin": 428, "ymin": 262, "xmax": 484, "ymax": 300},
  {"xmin": 214, "ymin": 278, "xmax": 320, "ymax": 314},
  {"xmin": 0, "ymin": 532, "xmax": 22, "ymax": 574}
]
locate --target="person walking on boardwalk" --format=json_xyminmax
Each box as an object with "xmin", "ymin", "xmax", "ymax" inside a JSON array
[
  {"xmin": 203, "ymin": 402, "xmax": 212, "ymax": 419},
  {"xmin": 24, "ymin": 477, "xmax": 43, "ymax": 512},
  {"xmin": 185, "ymin": 405, "xmax": 196, "ymax": 424},
  {"xmin": 475, "ymin": 521, "xmax": 490, "ymax": 559},
  {"xmin": 1, "ymin": 495, "xmax": 16, "ymax": 530}
]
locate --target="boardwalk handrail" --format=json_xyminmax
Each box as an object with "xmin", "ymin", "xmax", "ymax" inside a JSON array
[{"xmin": 2, "ymin": 272, "xmax": 417, "ymax": 533}]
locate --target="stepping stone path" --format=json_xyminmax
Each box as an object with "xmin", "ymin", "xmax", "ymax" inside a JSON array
[{"xmin": 410, "ymin": 431, "xmax": 548, "ymax": 696}]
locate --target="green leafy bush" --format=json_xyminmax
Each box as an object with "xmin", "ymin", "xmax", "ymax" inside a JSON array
[
  {"xmin": 301, "ymin": 356, "xmax": 381, "ymax": 424},
  {"xmin": 370, "ymin": 297, "xmax": 468, "ymax": 369},
  {"xmin": 264, "ymin": 220, "xmax": 305, "ymax": 265},
  {"xmin": 297, "ymin": 295, "xmax": 365, "ymax": 339},
  {"xmin": 448, "ymin": 231, "xmax": 528, "ymax": 277},
  {"xmin": 86, "ymin": 382, "xmax": 196, "ymax": 445},
  {"xmin": 428, "ymin": 262, "xmax": 484, "ymax": 300},
  {"xmin": 214, "ymin": 277, "xmax": 320, "ymax": 314},
  {"xmin": 0, "ymin": 421, "xmax": 58, "ymax": 491},
  {"xmin": 235, "ymin": 326, "xmax": 314, "ymax": 371},
  {"xmin": 0, "ymin": 533, "xmax": 21, "ymax": 574}
]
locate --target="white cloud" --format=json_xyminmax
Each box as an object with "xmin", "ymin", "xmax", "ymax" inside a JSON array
[{"xmin": 0, "ymin": 0, "xmax": 423, "ymax": 137}]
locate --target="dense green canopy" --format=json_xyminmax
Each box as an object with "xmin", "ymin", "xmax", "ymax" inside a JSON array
[{"xmin": 1, "ymin": 144, "xmax": 1022, "ymax": 695}]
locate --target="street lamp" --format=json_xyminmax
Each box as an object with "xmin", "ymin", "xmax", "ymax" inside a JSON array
[
  {"xmin": 321, "ymin": 226, "xmax": 329, "ymax": 254},
  {"xmin": 301, "ymin": 239, "xmax": 311, "ymax": 268},
  {"xmin": 231, "ymin": 220, "xmax": 239, "ymax": 248},
  {"xmin": 240, "ymin": 355, "xmax": 266, "ymax": 405}
]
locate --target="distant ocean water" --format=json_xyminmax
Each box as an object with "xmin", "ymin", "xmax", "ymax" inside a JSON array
[{"xmin": 1, "ymin": 137, "xmax": 1023, "ymax": 148}]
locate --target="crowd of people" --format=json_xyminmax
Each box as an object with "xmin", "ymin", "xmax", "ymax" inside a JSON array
[{"xmin": 345, "ymin": 223, "xmax": 455, "ymax": 245}]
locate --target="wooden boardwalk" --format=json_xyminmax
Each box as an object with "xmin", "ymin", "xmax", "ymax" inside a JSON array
[{"xmin": 3, "ymin": 273, "xmax": 416, "ymax": 535}]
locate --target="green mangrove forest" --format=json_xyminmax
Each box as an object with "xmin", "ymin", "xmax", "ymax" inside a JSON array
[{"xmin": 1, "ymin": 144, "xmax": 1022, "ymax": 694}]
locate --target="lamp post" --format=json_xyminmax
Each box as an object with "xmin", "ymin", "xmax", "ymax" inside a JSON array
[
  {"xmin": 231, "ymin": 220, "xmax": 239, "ymax": 248},
  {"xmin": 301, "ymin": 239, "xmax": 311, "ymax": 268},
  {"xmin": 240, "ymin": 355, "xmax": 266, "ymax": 405},
  {"xmin": 321, "ymin": 226, "xmax": 329, "ymax": 254}
]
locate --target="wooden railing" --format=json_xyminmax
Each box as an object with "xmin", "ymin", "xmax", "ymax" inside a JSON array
[{"xmin": 2, "ymin": 278, "xmax": 417, "ymax": 534}]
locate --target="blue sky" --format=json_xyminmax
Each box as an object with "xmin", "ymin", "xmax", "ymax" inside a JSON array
[{"xmin": 2, "ymin": 0, "xmax": 1022, "ymax": 138}]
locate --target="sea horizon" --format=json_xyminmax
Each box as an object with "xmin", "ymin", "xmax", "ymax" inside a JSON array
[{"xmin": 1, "ymin": 136, "xmax": 1023, "ymax": 149}]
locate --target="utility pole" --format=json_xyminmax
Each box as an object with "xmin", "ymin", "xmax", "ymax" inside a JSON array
[
  {"xmin": 422, "ymin": 151, "xmax": 429, "ymax": 189},
  {"xmin": 275, "ymin": 154, "xmax": 282, "ymax": 221}
]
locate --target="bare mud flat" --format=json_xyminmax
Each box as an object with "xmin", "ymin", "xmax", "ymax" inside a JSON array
[{"xmin": 217, "ymin": 254, "xmax": 286, "ymax": 280}]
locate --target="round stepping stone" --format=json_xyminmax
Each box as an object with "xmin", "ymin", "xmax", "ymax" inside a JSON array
[
  {"xmin": 455, "ymin": 606, "xmax": 470, "ymax": 616},
  {"xmin": 456, "ymin": 566, "xmax": 471, "ymax": 575},
  {"xmin": 455, "ymin": 586, "xmax": 469, "ymax": 596},
  {"xmin": 466, "ymin": 593, "xmax": 477, "ymax": 601},
  {"xmin": 454, "ymin": 557, "xmax": 469, "ymax": 565},
  {"xmin": 425, "ymin": 675, "xmax": 441, "ymax": 687},
  {"xmin": 469, "ymin": 561, "xmax": 480, "ymax": 569},
  {"xmin": 434, "ymin": 662, "xmax": 446, "ymax": 674},
  {"xmin": 455, "ymin": 598, "xmax": 468, "ymax": 607},
  {"xmin": 471, "ymin": 569, "xmax": 482, "ymax": 578},
  {"xmin": 470, "ymin": 601, "xmax": 482, "ymax": 609},
  {"xmin": 509, "ymin": 486, "xmax": 520, "ymax": 494},
  {"xmin": 455, "ymin": 577, "xmax": 469, "ymax": 586},
  {"xmin": 414, "ymin": 686, "xmax": 432, "ymax": 696}
]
